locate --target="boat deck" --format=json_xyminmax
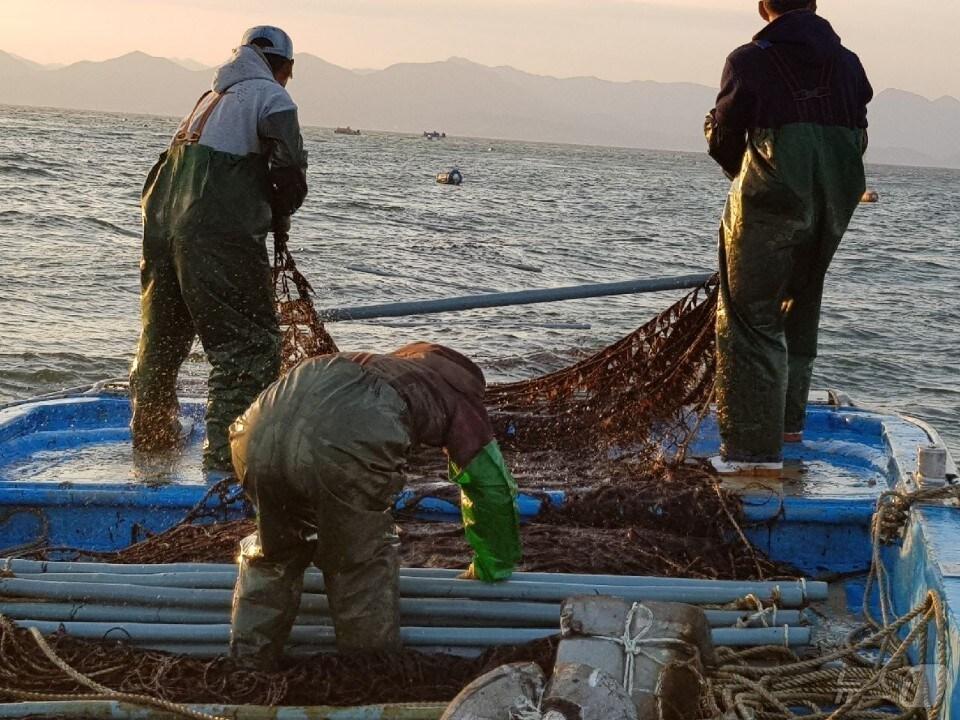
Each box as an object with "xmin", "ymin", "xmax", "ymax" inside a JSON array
[{"xmin": 1, "ymin": 390, "xmax": 960, "ymax": 716}]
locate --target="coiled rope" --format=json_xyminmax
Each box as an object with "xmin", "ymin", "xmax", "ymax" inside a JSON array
[{"xmin": 704, "ymin": 481, "xmax": 960, "ymax": 720}]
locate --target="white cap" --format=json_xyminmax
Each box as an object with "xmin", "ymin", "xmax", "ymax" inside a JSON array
[{"xmin": 240, "ymin": 26, "xmax": 294, "ymax": 61}]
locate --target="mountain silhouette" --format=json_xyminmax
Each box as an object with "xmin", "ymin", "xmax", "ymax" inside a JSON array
[{"xmin": 2, "ymin": 50, "xmax": 958, "ymax": 169}]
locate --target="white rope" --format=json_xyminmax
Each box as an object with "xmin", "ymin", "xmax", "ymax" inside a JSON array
[
  {"xmin": 511, "ymin": 691, "xmax": 544, "ymax": 720},
  {"xmin": 736, "ymin": 593, "xmax": 778, "ymax": 628},
  {"xmin": 588, "ymin": 602, "xmax": 702, "ymax": 696}
]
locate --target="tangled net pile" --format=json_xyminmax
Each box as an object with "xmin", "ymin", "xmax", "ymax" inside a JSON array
[
  {"xmin": 56, "ymin": 459, "xmax": 782, "ymax": 581},
  {"xmin": 0, "ymin": 612, "xmax": 557, "ymax": 708}
]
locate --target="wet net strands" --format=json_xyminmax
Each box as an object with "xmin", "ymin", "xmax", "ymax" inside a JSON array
[
  {"xmin": 28, "ymin": 460, "xmax": 787, "ymax": 581},
  {"xmin": 273, "ymin": 231, "xmax": 338, "ymax": 373}
]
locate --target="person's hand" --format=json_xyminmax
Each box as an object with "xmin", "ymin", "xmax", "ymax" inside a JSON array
[
  {"xmin": 457, "ymin": 564, "xmax": 478, "ymax": 580},
  {"xmin": 272, "ymin": 214, "xmax": 291, "ymax": 234}
]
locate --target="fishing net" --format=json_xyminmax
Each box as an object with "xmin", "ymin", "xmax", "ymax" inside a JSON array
[
  {"xmin": 273, "ymin": 231, "xmax": 338, "ymax": 372},
  {"xmin": 275, "ymin": 235, "xmax": 719, "ymax": 463},
  {"xmin": 50, "ymin": 461, "xmax": 785, "ymax": 581},
  {"xmin": 0, "ymin": 612, "xmax": 558, "ymax": 707},
  {"xmin": 487, "ymin": 276, "xmax": 719, "ymax": 462}
]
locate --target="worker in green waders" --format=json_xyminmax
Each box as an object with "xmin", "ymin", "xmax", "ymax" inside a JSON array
[
  {"xmin": 129, "ymin": 26, "xmax": 307, "ymax": 471},
  {"xmin": 705, "ymin": 0, "xmax": 872, "ymax": 475},
  {"xmin": 227, "ymin": 342, "xmax": 522, "ymax": 668}
]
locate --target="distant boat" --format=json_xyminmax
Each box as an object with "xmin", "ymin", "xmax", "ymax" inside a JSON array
[
  {"xmin": 334, "ymin": 126, "xmax": 361, "ymax": 136},
  {"xmin": 423, "ymin": 130, "xmax": 446, "ymax": 140},
  {"xmin": 436, "ymin": 168, "xmax": 463, "ymax": 185}
]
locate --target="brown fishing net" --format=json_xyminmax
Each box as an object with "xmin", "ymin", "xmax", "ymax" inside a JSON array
[
  {"xmin": 487, "ymin": 276, "xmax": 718, "ymax": 462},
  {"xmin": 59, "ymin": 459, "xmax": 785, "ymax": 581},
  {"xmin": 0, "ymin": 613, "xmax": 558, "ymax": 706},
  {"xmin": 273, "ymin": 231, "xmax": 338, "ymax": 372}
]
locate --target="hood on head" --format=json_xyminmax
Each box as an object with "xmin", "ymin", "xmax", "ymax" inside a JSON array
[
  {"xmin": 755, "ymin": 10, "xmax": 842, "ymax": 65},
  {"xmin": 212, "ymin": 44, "xmax": 276, "ymax": 93}
]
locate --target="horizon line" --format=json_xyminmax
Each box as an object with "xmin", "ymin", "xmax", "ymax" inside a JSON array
[{"xmin": 4, "ymin": 48, "xmax": 957, "ymax": 104}]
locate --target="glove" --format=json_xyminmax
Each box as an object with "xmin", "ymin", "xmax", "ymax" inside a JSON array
[
  {"xmin": 272, "ymin": 214, "xmax": 291, "ymax": 234},
  {"xmin": 457, "ymin": 564, "xmax": 478, "ymax": 580}
]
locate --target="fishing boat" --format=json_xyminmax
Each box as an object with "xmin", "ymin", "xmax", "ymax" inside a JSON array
[
  {"xmin": 0, "ymin": 276, "xmax": 958, "ymax": 718},
  {"xmin": 424, "ymin": 130, "xmax": 446, "ymax": 140},
  {"xmin": 436, "ymin": 167, "xmax": 463, "ymax": 185},
  {"xmin": 334, "ymin": 126, "xmax": 361, "ymax": 135}
]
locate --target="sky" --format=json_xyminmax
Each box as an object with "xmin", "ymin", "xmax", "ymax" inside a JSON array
[{"xmin": 2, "ymin": 0, "xmax": 958, "ymax": 99}]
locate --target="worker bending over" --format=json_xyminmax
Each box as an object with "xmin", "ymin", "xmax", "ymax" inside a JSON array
[{"xmin": 228, "ymin": 343, "xmax": 522, "ymax": 668}]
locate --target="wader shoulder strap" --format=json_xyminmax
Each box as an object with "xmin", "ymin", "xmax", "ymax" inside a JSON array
[
  {"xmin": 757, "ymin": 42, "xmax": 836, "ymax": 124},
  {"xmin": 172, "ymin": 91, "xmax": 227, "ymax": 147}
]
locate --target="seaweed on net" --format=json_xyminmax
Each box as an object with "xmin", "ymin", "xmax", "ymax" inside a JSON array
[
  {"xmin": 273, "ymin": 230, "xmax": 338, "ymax": 372},
  {"xmin": 486, "ymin": 275, "xmax": 719, "ymax": 463},
  {"xmin": 55, "ymin": 459, "xmax": 786, "ymax": 581},
  {"xmin": 27, "ymin": 274, "xmax": 771, "ymax": 580},
  {"xmin": 0, "ymin": 613, "xmax": 558, "ymax": 706}
]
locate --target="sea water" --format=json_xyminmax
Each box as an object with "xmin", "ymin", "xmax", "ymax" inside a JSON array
[{"xmin": 1, "ymin": 104, "xmax": 958, "ymax": 456}]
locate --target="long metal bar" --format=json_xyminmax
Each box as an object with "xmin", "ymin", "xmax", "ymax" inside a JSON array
[
  {"xmin": 15, "ymin": 569, "xmax": 821, "ymax": 600},
  {"xmin": 318, "ymin": 273, "xmax": 715, "ymax": 322},
  {"xmin": 4, "ymin": 559, "xmax": 826, "ymax": 601},
  {"xmin": 13, "ymin": 620, "xmax": 810, "ymax": 648},
  {"xmin": 0, "ymin": 576, "xmax": 806, "ymax": 608},
  {"xmin": 0, "ymin": 601, "xmax": 802, "ymax": 629}
]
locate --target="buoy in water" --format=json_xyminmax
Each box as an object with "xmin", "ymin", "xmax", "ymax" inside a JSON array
[
  {"xmin": 437, "ymin": 168, "xmax": 463, "ymax": 185},
  {"xmin": 861, "ymin": 189, "xmax": 880, "ymax": 203}
]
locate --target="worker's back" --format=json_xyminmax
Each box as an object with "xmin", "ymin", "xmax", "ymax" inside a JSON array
[
  {"xmin": 173, "ymin": 45, "xmax": 297, "ymax": 158},
  {"xmin": 707, "ymin": 9, "xmax": 872, "ymax": 180}
]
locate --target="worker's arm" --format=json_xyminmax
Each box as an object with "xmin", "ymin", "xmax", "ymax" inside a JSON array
[
  {"xmin": 449, "ymin": 439, "xmax": 522, "ymax": 583},
  {"xmin": 705, "ymin": 56, "xmax": 753, "ymax": 180},
  {"xmin": 259, "ymin": 106, "xmax": 308, "ymax": 219},
  {"xmin": 856, "ymin": 57, "xmax": 873, "ymax": 157}
]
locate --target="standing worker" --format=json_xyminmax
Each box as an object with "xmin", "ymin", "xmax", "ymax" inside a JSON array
[
  {"xmin": 705, "ymin": 0, "xmax": 872, "ymax": 474},
  {"xmin": 129, "ymin": 26, "xmax": 308, "ymax": 471},
  {"xmin": 228, "ymin": 342, "xmax": 522, "ymax": 668}
]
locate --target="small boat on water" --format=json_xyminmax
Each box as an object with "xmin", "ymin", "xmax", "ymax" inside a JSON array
[
  {"xmin": 424, "ymin": 130, "xmax": 446, "ymax": 140},
  {"xmin": 334, "ymin": 126, "xmax": 361, "ymax": 135},
  {"xmin": 436, "ymin": 167, "xmax": 463, "ymax": 185},
  {"xmin": 861, "ymin": 188, "xmax": 880, "ymax": 203}
]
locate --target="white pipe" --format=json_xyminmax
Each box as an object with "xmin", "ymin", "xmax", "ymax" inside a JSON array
[
  {"xmin": 12, "ymin": 619, "xmax": 810, "ymax": 648},
  {"xmin": 2, "ymin": 559, "xmax": 826, "ymax": 601},
  {"xmin": 0, "ymin": 601, "xmax": 802, "ymax": 629}
]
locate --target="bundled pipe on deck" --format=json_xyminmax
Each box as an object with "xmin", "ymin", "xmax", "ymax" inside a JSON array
[
  {"xmin": 0, "ymin": 601, "xmax": 802, "ymax": 629},
  {"xmin": 2, "ymin": 559, "xmax": 827, "ymax": 602},
  {"xmin": 0, "ymin": 574, "xmax": 810, "ymax": 607},
  {"xmin": 12, "ymin": 619, "xmax": 811, "ymax": 649}
]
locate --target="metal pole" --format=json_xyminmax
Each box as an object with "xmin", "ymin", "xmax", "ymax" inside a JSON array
[
  {"xmin": 0, "ymin": 576, "xmax": 806, "ymax": 608},
  {"xmin": 5, "ymin": 560, "xmax": 826, "ymax": 601},
  {"xmin": 318, "ymin": 274, "xmax": 715, "ymax": 322},
  {"xmin": 13, "ymin": 620, "xmax": 809, "ymax": 648},
  {"xmin": 0, "ymin": 601, "xmax": 802, "ymax": 629}
]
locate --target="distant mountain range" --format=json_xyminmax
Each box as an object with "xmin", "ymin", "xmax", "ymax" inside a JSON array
[{"xmin": 2, "ymin": 50, "xmax": 958, "ymax": 169}]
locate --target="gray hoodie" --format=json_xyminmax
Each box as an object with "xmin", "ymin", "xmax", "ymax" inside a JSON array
[{"xmin": 173, "ymin": 45, "xmax": 308, "ymax": 213}]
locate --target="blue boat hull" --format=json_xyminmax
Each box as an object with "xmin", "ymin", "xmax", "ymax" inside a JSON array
[{"xmin": 1, "ymin": 390, "xmax": 959, "ymax": 716}]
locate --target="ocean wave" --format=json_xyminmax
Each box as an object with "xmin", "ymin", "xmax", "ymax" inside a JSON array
[
  {"xmin": 0, "ymin": 165, "xmax": 58, "ymax": 179},
  {"xmin": 83, "ymin": 217, "xmax": 141, "ymax": 238}
]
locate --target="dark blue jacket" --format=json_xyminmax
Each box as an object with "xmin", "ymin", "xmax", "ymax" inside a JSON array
[{"xmin": 706, "ymin": 10, "xmax": 873, "ymax": 177}]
